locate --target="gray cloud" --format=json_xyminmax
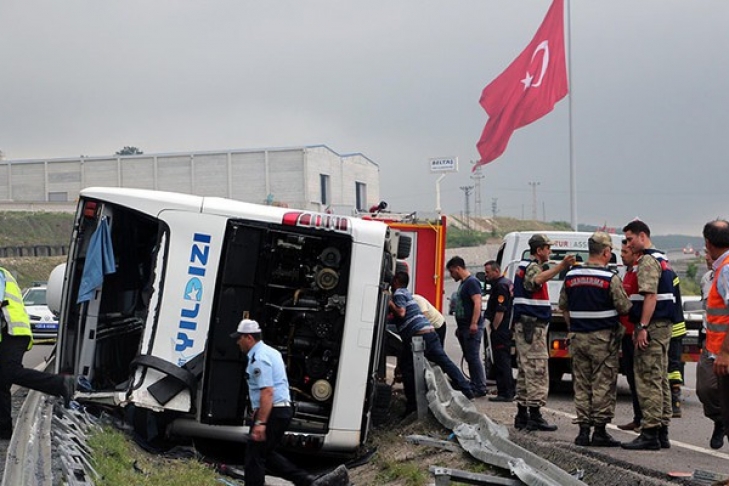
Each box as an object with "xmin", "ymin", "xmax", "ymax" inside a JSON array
[{"xmin": 1, "ymin": 0, "xmax": 726, "ymax": 235}]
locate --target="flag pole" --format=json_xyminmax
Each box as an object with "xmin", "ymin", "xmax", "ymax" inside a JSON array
[{"xmin": 566, "ymin": 0, "xmax": 577, "ymax": 231}]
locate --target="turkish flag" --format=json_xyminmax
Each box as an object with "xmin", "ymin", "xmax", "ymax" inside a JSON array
[{"xmin": 474, "ymin": 0, "xmax": 568, "ymax": 169}]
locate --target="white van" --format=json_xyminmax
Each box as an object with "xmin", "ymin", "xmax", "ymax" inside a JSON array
[
  {"xmin": 494, "ymin": 231, "xmax": 623, "ymax": 383},
  {"xmin": 48, "ymin": 187, "xmax": 406, "ymax": 453}
]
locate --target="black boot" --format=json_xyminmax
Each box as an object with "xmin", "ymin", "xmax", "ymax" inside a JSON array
[
  {"xmin": 514, "ymin": 405, "xmax": 529, "ymax": 430},
  {"xmin": 526, "ymin": 406, "xmax": 558, "ymax": 431},
  {"xmin": 671, "ymin": 385, "xmax": 682, "ymax": 418},
  {"xmin": 658, "ymin": 425, "xmax": 670, "ymax": 449},
  {"xmin": 621, "ymin": 427, "xmax": 660, "ymax": 450},
  {"xmin": 711, "ymin": 421, "xmax": 725, "ymax": 449},
  {"xmin": 574, "ymin": 425, "xmax": 591, "ymax": 446},
  {"xmin": 591, "ymin": 424, "xmax": 620, "ymax": 447}
]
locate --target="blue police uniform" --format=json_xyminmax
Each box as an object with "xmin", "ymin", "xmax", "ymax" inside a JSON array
[
  {"xmin": 246, "ymin": 340, "xmax": 291, "ymax": 410},
  {"xmin": 244, "ymin": 339, "xmax": 312, "ymax": 486}
]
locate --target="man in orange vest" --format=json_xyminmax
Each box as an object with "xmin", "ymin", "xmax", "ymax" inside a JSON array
[{"xmin": 702, "ymin": 219, "xmax": 729, "ymax": 447}]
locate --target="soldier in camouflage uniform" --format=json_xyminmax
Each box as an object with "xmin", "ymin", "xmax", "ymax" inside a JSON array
[
  {"xmin": 559, "ymin": 232, "xmax": 631, "ymax": 447},
  {"xmin": 512, "ymin": 234, "xmax": 575, "ymax": 431},
  {"xmin": 621, "ymin": 220, "xmax": 674, "ymax": 451}
]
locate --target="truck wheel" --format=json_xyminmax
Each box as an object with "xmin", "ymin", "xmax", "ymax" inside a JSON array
[
  {"xmin": 371, "ymin": 382, "xmax": 392, "ymax": 426},
  {"xmin": 397, "ymin": 235, "xmax": 412, "ymax": 259}
]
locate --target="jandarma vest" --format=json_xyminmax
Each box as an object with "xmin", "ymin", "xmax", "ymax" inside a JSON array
[
  {"xmin": 705, "ymin": 253, "xmax": 729, "ymax": 355},
  {"xmin": 628, "ymin": 249, "xmax": 676, "ymax": 324},
  {"xmin": 563, "ymin": 266, "xmax": 619, "ymax": 333},
  {"xmin": 513, "ymin": 260, "xmax": 551, "ymax": 322},
  {"xmin": 0, "ymin": 268, "xmax": 33, "ymax": 346}
]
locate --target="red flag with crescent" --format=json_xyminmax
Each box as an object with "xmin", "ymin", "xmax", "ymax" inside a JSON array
[{"xmin": 474, "ymin": 0, "xmax": 568, "ymax": 170}]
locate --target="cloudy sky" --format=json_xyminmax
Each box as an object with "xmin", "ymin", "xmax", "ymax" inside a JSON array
[{"xmin": 1, "ymin": 1, "xmax": 726, "ymax": 235}]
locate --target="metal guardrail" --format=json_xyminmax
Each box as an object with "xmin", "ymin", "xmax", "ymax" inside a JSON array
[
  {"xmin": 0, "ymin": 245, "xmax": 67, "ymax": 258},
  {"xmin": 1, "ymin": 388, "xmax": 54, "ymax": 486},
  {"xmin": 421, "ymin": 362, "xmax": 588, "ymax": 486}
]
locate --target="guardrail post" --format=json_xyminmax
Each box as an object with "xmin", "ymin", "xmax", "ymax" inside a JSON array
[{"xmin": 412, "ymin": 335, "xmax": 428, "ymax": 419}]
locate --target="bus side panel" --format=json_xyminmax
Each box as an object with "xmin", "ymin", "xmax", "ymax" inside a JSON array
[
  {"xmin": 325, "ymin": 240, "xmax": 383, "ymax": 448},
  {"xmin": 130, "ymin": 211, "xmax": 226, "ymax": 412}
]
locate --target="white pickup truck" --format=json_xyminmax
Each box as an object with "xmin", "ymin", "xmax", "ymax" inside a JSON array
[{"xmin": 494, "ymin": 231, "xmax": 623, "ymax": 384}]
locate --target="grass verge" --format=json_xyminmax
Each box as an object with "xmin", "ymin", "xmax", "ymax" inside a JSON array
[{"xmin": 87, "ymin": 426, "xmax": 224, "ymax": 486}]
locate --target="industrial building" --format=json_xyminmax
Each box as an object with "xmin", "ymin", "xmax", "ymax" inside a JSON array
[{"xmin": 0, "ymin": 145, "xmax": 380, "ymax": 213}]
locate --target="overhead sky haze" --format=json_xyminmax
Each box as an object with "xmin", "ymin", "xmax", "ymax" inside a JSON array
[{"xmin": 1, "ymin": 1, "xmax": 726, "ymax": 235}]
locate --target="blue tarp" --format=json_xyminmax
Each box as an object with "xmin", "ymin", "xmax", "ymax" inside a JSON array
[{"xmin": 77, "ymin": 218, "xmax": 116, "ymax": 303}]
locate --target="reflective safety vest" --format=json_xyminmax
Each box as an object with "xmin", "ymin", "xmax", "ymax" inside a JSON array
[
  {"xmin": 705, "ymin": 253, "xmax": 729, "ymax": 355},
  {"xmin": 628, "ymin": 249, "xmax": 676, "ymax": 324},
  {"xmin": 564, "ymin": 266, "xmax": 620, "ymax": 333},
  {"xmin": 671, "ymin": 275, "xmax": 687, "ymax": 338},
  {"xmin": 0, "ymin": 268, "xmax": 33, "ymax": 349},
  {"xmin": 513, "ymin": 260, "xmax": 551, "ymax": 322}
]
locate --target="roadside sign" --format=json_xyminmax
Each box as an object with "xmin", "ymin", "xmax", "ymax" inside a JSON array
[{"xmin": 429, "ymin": 157, "xmax": 458, "ymax": 173}]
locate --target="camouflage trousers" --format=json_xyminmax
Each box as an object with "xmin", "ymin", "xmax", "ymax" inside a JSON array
[
  {"xmin": 634, "ymin": 319, "xmax": 672, "ymax": 429},
  {"xmin": 570, "ymin": 327, "xmax": 622, "ymax": 425},
  {"xmin": 514, "ymin": 321, "xmax": 549, "ymax": 407}
]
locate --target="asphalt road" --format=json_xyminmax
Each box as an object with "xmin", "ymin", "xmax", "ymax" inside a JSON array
[{"xmin": 442, "ymin": 267, "xmax": 728, "ymax": 484}]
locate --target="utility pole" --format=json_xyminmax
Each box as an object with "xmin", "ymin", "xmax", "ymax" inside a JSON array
[
  {"xmin": 470, "ymin": 162, "xmax": 484, "ymax": 220},
  {"xmin": 528, "ymin": 181, "xmax": 540, "ymax": 221},
  {"xmin": 460, "ymin": 185, "xmax": 474, "ymax": 230},
  {"xmin": 491, "ymin": 198, "xmax": 498, "ymax": 236}
]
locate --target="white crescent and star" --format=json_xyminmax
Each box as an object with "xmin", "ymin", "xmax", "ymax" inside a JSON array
[{"xmin": 521, "ymin": 40, "xmax": 550, "ymax": 90}]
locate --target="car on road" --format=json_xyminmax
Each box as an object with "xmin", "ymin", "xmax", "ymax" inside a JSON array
[
  {"xmin": 681, "ymin": 295, "xmax": 704, "ymax": 361},
  {"xmin": 22, "ymin": 286, "xmax": 58, "ymax": 340}
]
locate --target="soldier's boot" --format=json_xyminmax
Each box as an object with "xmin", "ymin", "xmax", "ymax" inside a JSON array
[
  {"xmin": 526, "ymin": 407, "xmax": 558, "ymax": 432},
  {"xmin": 514, "ymin": 405, "xmax": 529, "ymax": 430},
  {"xmin": 620, "ymin": 427, "xmax": 661, "ymax": 451},
  {"xmin": 710, "ymin": 421, "xmax": 725, "ymax": 449},
  {"xmin": 671, "ymin": 384, "xmax": 682, "ymax": 418},
  {"xmin": 591, "ymin": 424, "xmax": 620, "ymax": 447},
  {"xmin": 658, "ymin": 425, "xmax": 671, "ymax": 449},
  {"xmin": 574, "ymin": 425, "xmax": 591, "ymax": 446}
]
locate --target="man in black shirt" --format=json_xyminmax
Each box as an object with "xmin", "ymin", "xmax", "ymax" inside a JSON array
[{"xmin": 483, "ymin": 260, "xmax": 515, "ymax": 402}]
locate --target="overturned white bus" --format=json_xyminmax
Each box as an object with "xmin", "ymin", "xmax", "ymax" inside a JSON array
[{"xmin": 48, "ymin": 187, "xmax": 408, "ymax": 453}]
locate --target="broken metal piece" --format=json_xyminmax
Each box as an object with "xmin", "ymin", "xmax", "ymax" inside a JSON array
[{"xmin": 429, "ymin": 465, "xmax": 526, "ymax": 485}]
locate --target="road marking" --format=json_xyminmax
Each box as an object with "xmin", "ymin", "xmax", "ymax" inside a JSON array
[{"xmin": 544, "ymin": 407, "xmax": 729, "ymax": 460}]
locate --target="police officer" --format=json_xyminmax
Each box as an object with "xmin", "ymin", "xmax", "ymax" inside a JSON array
[
  {"xmin": 621, "ymin": 220, "xmax": 673, "ymax": 450},
  {"xmin": 559, "ymin": 232, "xmax": 631, "ymax": 447},
  {"xmin": 231, "ymin": 319, "xmax": 349, "ymax": 486},
  {"xmin": 0, "ymin": 267, "xmax": 74, "ymax": 440},
  {"xmin": 702, "ymin": 220, "xmax": 729, "ymax": 448},
  {"xmin": 512, "ymin": 234, "xmax": 575, "ymax": 431},
  {"xmin": 483, "ymin": 260, "xmax": 515, "ymax": 402}
]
